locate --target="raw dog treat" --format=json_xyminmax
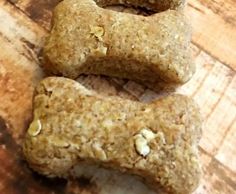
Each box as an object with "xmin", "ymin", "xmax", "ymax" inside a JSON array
[
  {"xmin": 23, "ymin": 77, "xmax": 202, "ymax": 194},
  {"xmin": 43, "ymin": 0, "xmax": 194, "ymax": 89}
]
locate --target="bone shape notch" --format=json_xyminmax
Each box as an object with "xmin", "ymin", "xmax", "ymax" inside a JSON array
[
  {"xmin": 23, "ymin": 77, "xmax": 202, "ymax": 194},
  {"xmin": 43, "ymin": 0, "xmax": 194, "ymax": 89}
]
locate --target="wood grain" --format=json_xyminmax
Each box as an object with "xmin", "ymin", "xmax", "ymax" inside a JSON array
[
  {"xmin": 187, "ymin": 0, "xmax": 236, "ymax": 70},
  {"xmin": 0, "ymin": 0, "xmax": 45, "ymax": 141},
  {"xmin": 0, "ymin": 0, "xmax": 235, "ymax": 193}
]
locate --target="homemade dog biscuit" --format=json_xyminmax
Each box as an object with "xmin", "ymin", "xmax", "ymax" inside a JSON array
[
  {"xmin": 24, "ymin": 77, "xmax": 202, "ymax": 194},
  {"xmin": 43, "ymin": 0, "xmax": 194, "ymax": 88}
]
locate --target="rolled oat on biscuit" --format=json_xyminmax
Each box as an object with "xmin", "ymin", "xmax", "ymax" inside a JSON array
[
  {"xmin": 23, "ymin": 77, "xmax": 202, "ymax": 194},
  {"xmin": 43, "ymin": 0, "xmax": 194, "ymax": 90}
]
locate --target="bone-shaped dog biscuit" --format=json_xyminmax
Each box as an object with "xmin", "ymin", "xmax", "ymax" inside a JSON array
[
  {"xmin": 43, "ymin": 0, "xmax": 194, "ymax": 88},
  {"xmin": 23, "ymin": 77, "xmax": 202, "ymax": 194}
]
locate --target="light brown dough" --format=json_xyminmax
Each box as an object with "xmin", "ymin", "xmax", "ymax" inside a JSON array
[
  {"xmin": 23, "ymin": 77, "xmax": 202, "ymax": 194},
  {"xmin": 43, "ymin": 0, "xmax": 194, "ymax": 90}
]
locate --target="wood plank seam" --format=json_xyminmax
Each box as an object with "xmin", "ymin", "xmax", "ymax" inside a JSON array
[
  {"xmin": 213, "ymin": 116, "xmax": 236, "ymax": 156},
  {"xmin": 197, "ymin": 0, "xmax": 236, "ymax": 26},
  {"xmin": 187, "ymin": 2, "xmax": 206, "ymax": 14},
  {"xmin": 205, "ymin": 76, "xmax": 235, "ymax": 119},
  {"xmin": 190, "ymin": 62, "xmax": 215, "ymax": 98},
  {"xmin": 207, "ymin": 158, "xmax": 236, "ymax": 188},
  {"xmin": 187, "ymin": 0, "xmax": 236, "ymax": 71},
  {"xmin": 200, "ymin": 147, "xmax": 236, "ymax": 179},
  {"xmin": 192, "ymin": 40, "xmax": 236, "ymax": 73}
]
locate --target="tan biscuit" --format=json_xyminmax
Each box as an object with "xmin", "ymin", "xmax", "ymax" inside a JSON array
[
  {"xmin": 43, "ymin": 0, "xmax": 194, "ymax": 89},
  {"xmin": 23, "ymin": 77, "xmax": 202, "ymax": 194}
]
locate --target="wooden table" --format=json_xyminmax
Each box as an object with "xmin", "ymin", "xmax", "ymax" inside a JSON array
[{"xmin": 0, "ymin": 0, "xmax": 235, "ymax": 193}]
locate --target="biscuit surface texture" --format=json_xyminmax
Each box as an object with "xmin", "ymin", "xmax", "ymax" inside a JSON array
[
  {"xmin": 43, "ymin": 0, "xmax": 194, "ymax": 89},
  {"xmin": 23, "ymin": 77, "xmax": 202, "ymax": 194}
]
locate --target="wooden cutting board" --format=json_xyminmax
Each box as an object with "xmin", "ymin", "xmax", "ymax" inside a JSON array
[{"xmin": 0, "ymin": 0, "xmax": 235, "ymax": 193}]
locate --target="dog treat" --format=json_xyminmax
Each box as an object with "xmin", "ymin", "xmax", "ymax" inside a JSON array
[
  {"xmin": 43, "ymin": 0, "xmax": 194, "ymax": 89},
  {"xmin": 95, "ymin": 0, "xmax": 186, "ymax": 11},
  {"xmin": 23, "ymin": 77, "xmax": 202, "ymax": 194}
]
